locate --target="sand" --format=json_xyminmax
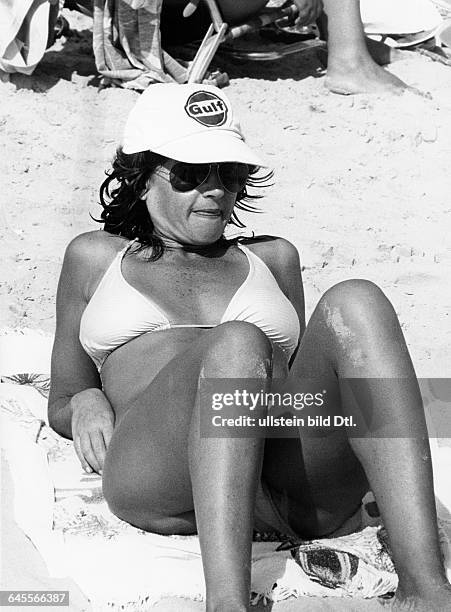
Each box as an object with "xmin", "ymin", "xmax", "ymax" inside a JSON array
[
  {"xmin": 1, "ymin": 7, "xmax": 451, "ymax": 611},
  {"xmin": 2, "ymin": 13, "xmax": 451, "ymax": 376}
]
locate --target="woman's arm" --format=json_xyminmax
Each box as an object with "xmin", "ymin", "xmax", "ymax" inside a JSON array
[{"xmin": 48, "ymin": 233, "xmax": 116, "ymax": 473}]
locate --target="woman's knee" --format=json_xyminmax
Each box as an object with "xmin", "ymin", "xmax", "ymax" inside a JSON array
[
  {"xmin": 319, "ymin": 279, "xmax": 396, "ymax": 329},
  {"xmin": 208, "ymin": 321, "xmax": 272, "ymax": 354},
  {"xmin": 209, "ymin": 321, "xmax": 272, "ymax": 360},
  {"xmin": 200, "ymin": 321, "xmax": 273, "ymax": 377}
]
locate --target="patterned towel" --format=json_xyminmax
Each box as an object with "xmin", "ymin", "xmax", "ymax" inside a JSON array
[
  {"xmin": 1, "ymin": 330, "xmax": 450, "ymax": 610},
  {"xmin": 91, "ymin": 0, "xmax": 185, "ymax": 90}
]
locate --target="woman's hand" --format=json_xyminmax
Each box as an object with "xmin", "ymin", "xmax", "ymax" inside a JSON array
[{"xmin": 71, "ymin": 388, "xmax": 115, "ymax": 475}]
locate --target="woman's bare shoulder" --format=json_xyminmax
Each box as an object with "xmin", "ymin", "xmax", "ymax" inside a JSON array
[
  {"xmin": 61, "ymin": 232, "xmax": 131, "ymax": 300},
  {"xmin": 238, "ymin": 235, "xmax": 301, "ymax": 271},
  {"xmin": 64, "ymin": 231, "xmax": 129, "ymax": 268}
]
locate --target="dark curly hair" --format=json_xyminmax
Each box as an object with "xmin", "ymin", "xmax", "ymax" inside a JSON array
[{"xmin": 95, "ymin": 147, "xmax": 273, "ymax": 260}]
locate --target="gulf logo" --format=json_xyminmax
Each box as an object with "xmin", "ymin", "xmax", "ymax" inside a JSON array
[{"xmin": 184, "ymin": 91, "xmax": 228, "ymax": 127}]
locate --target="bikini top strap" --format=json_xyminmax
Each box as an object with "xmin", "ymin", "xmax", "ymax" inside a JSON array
[
  {"xmin": 235, "ymin": 242, "xmax": 257, "ymax": 281},
  {"xmin": 236, "ymin": 240, "xmax": 250, "ymax": 257}
]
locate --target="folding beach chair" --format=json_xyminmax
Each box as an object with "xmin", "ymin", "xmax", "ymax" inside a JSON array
[{"xmin": 186, "ymin": 0, "xmax": 325, "ymax": 83}]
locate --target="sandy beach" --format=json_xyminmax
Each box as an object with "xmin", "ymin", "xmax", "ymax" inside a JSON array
[
  {"xmin": 1, "ymin": 7, "xmax": 451, "ymax": 610},
  {"xmin": 2, "ymin": 13, "xmax": 451, "ymax": 376}
]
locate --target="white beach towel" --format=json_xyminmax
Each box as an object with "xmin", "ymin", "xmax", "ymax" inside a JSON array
[{"xmin": 1, "ymin": 329, "xmax": 450, "ymax": 610}]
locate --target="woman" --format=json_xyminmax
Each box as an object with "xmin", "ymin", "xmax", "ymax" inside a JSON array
[{"xmin": 48, "ymin": 83, "xmax": 450, "ymax": 612}]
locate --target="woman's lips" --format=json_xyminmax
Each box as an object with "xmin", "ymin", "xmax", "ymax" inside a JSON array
[{"xmin": 192, "ymin": 209, "xmax": 223, "ymax": 218}]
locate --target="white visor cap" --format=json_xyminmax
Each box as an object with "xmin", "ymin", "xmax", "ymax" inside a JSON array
[{"xmin": 122, "ymin": 83, "xmax": 267, "ymax": 167}]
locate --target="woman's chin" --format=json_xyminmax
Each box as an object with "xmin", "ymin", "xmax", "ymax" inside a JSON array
[
  {"xmin": 188, "ymin": 220, "xmax": 226, "ymax": 245},
  {"xmin": 189, "ymin": 235, "xmax": 225, "ymax": 247}
]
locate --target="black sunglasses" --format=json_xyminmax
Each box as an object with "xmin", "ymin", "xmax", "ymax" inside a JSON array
[{"xmin": 165, "ymin": 162, "xmax": 251, "ymax": 194}]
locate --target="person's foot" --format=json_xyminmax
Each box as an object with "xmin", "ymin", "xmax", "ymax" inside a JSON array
[{"xmin": 325, "ymin": 58, "xmax": 410, "ymax": 95}]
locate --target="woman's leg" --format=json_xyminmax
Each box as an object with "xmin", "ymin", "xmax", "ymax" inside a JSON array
[
  {"xmin": 264, "ymin": 279, "xmax": 450, "ymax": 609},
  {"xmin": 321, "ymin": 0, "xmax": 409, "ymax": 94},
  {"xmin": 102, "ymin": 321, "xmax": 272, "ymax": 612}
]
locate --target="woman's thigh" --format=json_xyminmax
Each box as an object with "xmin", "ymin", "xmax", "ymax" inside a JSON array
[
  {"xmin": 101, "ymin": 322, "xmax": 273, "ymax": 532},
  {"xmin": 102, "ymin": 331, "xmax": 211, "ymax": 527},
  {"xmin": 262, "ymin": 290, "xmax": 369, "ymax": 536},
  {"xmin": 101, "ymin": 327, "xmax": 205, "ymax": 421}
]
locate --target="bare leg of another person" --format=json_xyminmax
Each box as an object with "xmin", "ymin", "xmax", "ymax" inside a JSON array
[
  {"xmin": 322, "ymin": 0, "xmax": 410, "ymax": 94},
  {"xmin": 211, "ymin": 0, "xmax": 410, "ymax": 95}
]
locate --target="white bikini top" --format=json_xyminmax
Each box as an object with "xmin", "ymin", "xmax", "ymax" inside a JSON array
[{"xmin": 79, "ymin": 242, "xmax": 300, "ymax": 370}]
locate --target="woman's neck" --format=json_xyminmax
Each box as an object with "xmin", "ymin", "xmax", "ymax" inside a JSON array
[
  {"xmin": 162, "ymin": 237, "xmax": 227, "ymax": 257},
  {"xmin": 159, "ymin": 237, "xmax": 228, "ymax": 256}
]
